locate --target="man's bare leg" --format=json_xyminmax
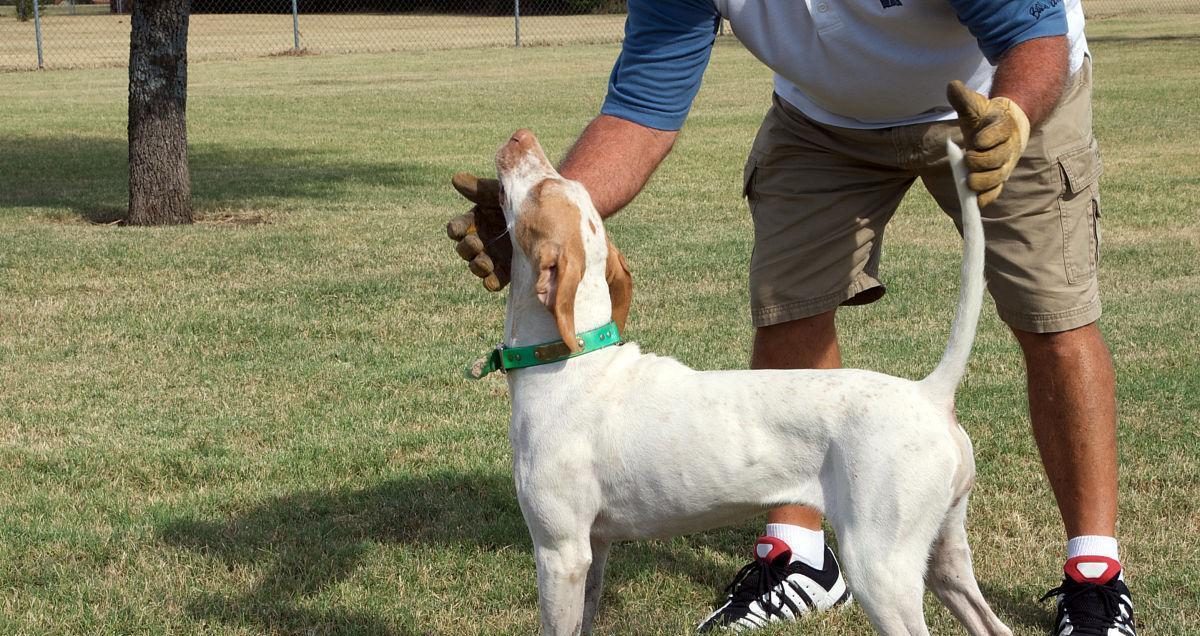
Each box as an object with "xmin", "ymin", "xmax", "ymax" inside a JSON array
[
  {"xmin": 1012, "ymin": 322, "xmax": 1118, "ymax": 539},
  {"xmin": 751, "ymin": 310, "xmax": 841, "ymax": 531},
  {"xmin": 1014, "ymin": 322, "xmax": 1133, "ymax": 635}
]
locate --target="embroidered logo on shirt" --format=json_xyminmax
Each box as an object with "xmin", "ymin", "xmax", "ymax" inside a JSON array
[
  {"xmin": 1029, "ymin": 0, "xmax": 1061, "ymax": 19},
  {"xmin": 880, "ymin": 0, "xmax": 902, "ymax": 7}
]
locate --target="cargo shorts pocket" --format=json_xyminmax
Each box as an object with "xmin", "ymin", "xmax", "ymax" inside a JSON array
[
  {"xmin": 743, "ymin": 154, "xmax": 760, "ymax": 203},
  {"xmin": 1058, "ymin": 138, "xmax": 1103, "ymax": 285}
]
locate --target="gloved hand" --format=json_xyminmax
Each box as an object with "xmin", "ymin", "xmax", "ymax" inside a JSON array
[
  {"xmin": 446, "ymin": 173, "xmax": 512, "ymax": 292},
  {"xmin": 946, "ymin": 80, "xmax": 1031, "ymax": 208}
]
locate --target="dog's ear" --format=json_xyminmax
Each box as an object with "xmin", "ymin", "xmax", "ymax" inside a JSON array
[
  {"xmin": 529, "ymin": 239, "xmax": 585, "ymax": 352},
  {"xmin": 515, "ymin": 182, "xmax": 586, "ymax": 352},
  {"xmin": 605, "ymin": 237, "xmax": 632, "ymax": 335}
]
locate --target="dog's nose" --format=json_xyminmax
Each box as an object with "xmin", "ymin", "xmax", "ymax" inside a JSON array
[
  {"xmin": 507, "ymin": 129, "xmax": 537, "ymax": 152},
  {"xmin": 496, "ymin": 128, "xmax": 550, "ymax": 176},
  {"xmin": 510, "ymin": 129, "xmax": 533, "ymax": 145}
]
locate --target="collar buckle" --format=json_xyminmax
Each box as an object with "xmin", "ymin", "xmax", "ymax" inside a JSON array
[{"xmin": 491, "ymin": 344, "xmax": 508, "ymax": 374}]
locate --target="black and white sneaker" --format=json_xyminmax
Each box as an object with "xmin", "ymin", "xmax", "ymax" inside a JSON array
[
  {"xmin": 696, "ymin": 536, "xmax": 851, "ymax": 632},
  {"xmin": 1041, "ymin": 556, "xmax": 1136, "ymax": 636}
]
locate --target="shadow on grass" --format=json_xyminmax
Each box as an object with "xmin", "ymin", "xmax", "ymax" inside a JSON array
[
  {"xmin": 980, "ymin": 583, "xmax": 1056, "ymax": 633},
  {"xmin": 159, "ymin": 470, "xmax": 525, "ymax": 635},
  {"xmin": 157, "ymin": 469, "xmax": 744, "ymax": 635},
  {"xmin": 156, "ymin": 470, "xmax": 1048, "ymax": 634},
  {"xmin": 0, "ymin": 134, "xmax": 441, "ymax": 223},
  {"xmin": 1089, "ymin": 33, "xmax": 1200, "ymax": 44}
]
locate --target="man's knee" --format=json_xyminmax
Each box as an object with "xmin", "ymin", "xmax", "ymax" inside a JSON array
[
  {"xmin": 752, "ymin": 310, "xmax": 841, "ymax": 370},
  {"xmin": 1011, "ymin": 321, "xmax": 1110, "ymax": 361}
]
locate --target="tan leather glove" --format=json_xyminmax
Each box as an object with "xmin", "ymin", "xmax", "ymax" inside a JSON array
[
  {"xmin": 446, "ymin": 173, "xmax": 512, "ymax": 292},
  {"xmin": 947, "ymin": 80, "xmax": 1031, "ymax": 208}
]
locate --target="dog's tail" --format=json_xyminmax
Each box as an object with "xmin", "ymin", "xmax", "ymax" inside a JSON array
[{"xmin": 919, "ymin": 139, "xmax": 986, "ymax": 406}]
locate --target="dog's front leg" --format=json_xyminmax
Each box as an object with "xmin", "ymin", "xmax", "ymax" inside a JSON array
[
  {"xmin": 535, "ymin": 539, "xmax": 592, "ymax": 636},
  {"xmin": 580, "ymin": 538, "xmax": 610, "ymax": 635}
]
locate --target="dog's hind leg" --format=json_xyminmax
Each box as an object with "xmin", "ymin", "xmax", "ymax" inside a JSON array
[
  {"xmin": 839, "ymin": 545, "xmax": 933, "ymax": 635},
  {"xmin": 580, "ymin": 538, "xmax": 610, "ymax": 635},
  {"xmin": 534, "ymin": 538, "xmax": 592, "ymax": 636},
  {"xmin": 926, "ymin": 498, "xmax": 1013, "ymax": 636},
  {"xmin": 833, "ymin": 505, "xmax": 941, "ymax": 635}
]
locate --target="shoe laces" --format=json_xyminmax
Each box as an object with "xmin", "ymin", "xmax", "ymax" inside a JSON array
[
  {"xmin": 720, "ymin": 557, "xmax": 790, "ymax": 619},
  {"xmin": 1040, "ymin": 578, "xmax": 1129, "ymax": 635}
]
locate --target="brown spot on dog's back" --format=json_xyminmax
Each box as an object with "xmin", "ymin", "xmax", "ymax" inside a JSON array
[{"xmin": 588, "ymin": 219, "xmax": 597, "ymax": 234}]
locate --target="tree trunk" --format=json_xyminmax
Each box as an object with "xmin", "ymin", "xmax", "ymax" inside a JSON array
[{"xmin": 127, "ymin": 0, "xmax": 191, "ymax": 226}]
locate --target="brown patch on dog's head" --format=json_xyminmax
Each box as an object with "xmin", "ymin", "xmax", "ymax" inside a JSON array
[
  {"xmin": 514, "ymin": 179, "xmax": 636, "ymax": 350},
  {"xmin": 515, "ymin": 180, "xmax": 586, "ymax": 352}
]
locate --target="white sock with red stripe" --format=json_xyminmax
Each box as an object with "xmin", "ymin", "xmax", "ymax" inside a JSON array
[
  {"xmin": 765, "ymin": 523, "xmax": 825, "ymax": 569},
  {"xmin": 1065, "ymin": 535, "xmax": 1122, "ymax": 583}
]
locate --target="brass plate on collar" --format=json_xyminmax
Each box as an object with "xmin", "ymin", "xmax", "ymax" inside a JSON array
[
  {"xmin": 533, "ymin": 342, "xmax": 570, "ymax": 360},
  {"xmin": 533, "ymin": 338, "xmax": 584, "ymax": 361}
]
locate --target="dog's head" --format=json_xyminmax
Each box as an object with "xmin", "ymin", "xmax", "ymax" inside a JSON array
[{"xmin": 496, "ymin": 129, "xmax": 632, "ymax": 352}]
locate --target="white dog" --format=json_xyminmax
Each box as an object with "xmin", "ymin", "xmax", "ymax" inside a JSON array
[{"xmin": 470, "ymin": 128, "xmax": 1011, "ymax": 636}]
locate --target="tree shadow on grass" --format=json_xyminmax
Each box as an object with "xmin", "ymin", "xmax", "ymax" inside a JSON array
[
  {"xmin": 0, "ymin": 133, "xmax": 442, "ymax": 223},
  {"xmin": 1088, "ymin": 33, "xmax": 1200, "ymax": 44},
  {"xmin": 158, "ymin": 470, "xmax": 525, "ymax": 635},
  {"xmin": 157, "ymin": 470, "xmax": 741, "ymax": 635}
]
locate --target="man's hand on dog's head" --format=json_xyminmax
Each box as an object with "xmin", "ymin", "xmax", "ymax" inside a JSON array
[{"xmin": 447, "ymin": 173, "xmax": 512, "ymax": 292}]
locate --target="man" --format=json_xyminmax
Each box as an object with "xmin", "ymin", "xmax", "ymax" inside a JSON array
[{"xmin": 448, "ymin": 0, "xmax": 1135, "ymax": 633}]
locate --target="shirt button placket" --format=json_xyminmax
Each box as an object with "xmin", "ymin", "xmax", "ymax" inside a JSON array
[{"xmin": 812, "ymin": 0, "xmax": 840, "ymax": 31}]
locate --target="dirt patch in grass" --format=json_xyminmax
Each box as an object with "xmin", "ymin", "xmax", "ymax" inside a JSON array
[
  {"xmin": 196, "ymin": 209, "xmax": 272, "ymax": 226},
  {"xmin": 267, "ymin": 48, "xmax": 317, "ymax": 58}
]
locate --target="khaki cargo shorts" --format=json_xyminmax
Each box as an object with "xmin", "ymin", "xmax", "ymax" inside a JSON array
[{"xmin": 745, "ymin": 58, "xmax": 1102, "ymax": 334}]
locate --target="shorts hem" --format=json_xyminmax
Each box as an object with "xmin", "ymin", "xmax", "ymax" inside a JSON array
[
  {"xmin": 752, "ymin": 274, "xmax": 881, "ymax": 328},
  {"xmin": 995, "ymin": 298, "xmax": 1102, "ymax": 334}
]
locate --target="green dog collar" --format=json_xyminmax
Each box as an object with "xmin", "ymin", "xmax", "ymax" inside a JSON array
[{"xmin": 465, "ymin": 321, "xmax": 622, "ymax": 380}]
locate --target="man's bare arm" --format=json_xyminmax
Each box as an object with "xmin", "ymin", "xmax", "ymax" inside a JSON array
[
  {"xmin": 559, "ymin": 115, "xmax": 678, "ymax": 219},
  {"xmin": 991, "ymin": 35, "xmax": 1069, "ymax": 128}
]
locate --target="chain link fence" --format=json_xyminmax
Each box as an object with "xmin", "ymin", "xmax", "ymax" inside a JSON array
[
  {"xmin": 1, "ymin": 0, "xmax": 1196, "ymax": 72},
  {"xmin": 0, "ymin": 0, "xmax": 630, "ymax": 71}
]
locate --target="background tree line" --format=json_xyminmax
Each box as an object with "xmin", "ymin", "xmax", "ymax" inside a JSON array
[
  {"xmin": 107, "ymin": 0, "xmax": 625, "ymax": 15},
  {"xmin": 2, "ymin": 0, "xmax": 624, "ymax": 18}
]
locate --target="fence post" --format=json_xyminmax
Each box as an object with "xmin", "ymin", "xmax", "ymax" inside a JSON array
[
  {"xmin": 33, "ymin": 0, "xmax": 44, "ymax": 69},
  {"xmin": 514, "ymin": 0, "xmax": 520, "ymax": 47},
  {"xmin": 291, "ymin": 0, "xmax": 301, "ymax": 50}
]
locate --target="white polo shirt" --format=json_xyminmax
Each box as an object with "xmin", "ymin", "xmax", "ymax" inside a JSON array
[{"xmin": 718, "ymin": 0, "xmax": 1088, "ymax": 128}]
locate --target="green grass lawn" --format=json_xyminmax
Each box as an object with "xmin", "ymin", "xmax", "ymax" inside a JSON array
[{"xmin": 1, "ymin": 18, "xmax": 1198, "ymax": 636}]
